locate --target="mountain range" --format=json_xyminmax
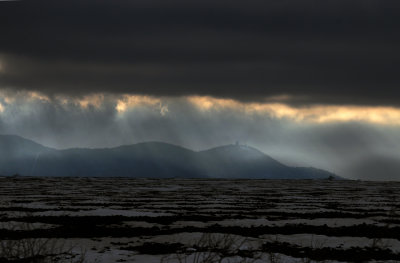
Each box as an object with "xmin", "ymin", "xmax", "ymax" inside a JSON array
[{"xmin": 0, "ymin": 135, "xmax": 339, "ymax": 179}]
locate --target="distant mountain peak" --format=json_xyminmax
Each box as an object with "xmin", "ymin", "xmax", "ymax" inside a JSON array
[
  {"xmin": 201, "ymin": 143, "xmax": 261, "ymax": 152},
  {"xmin": 0, "ymin": 134, "xmax": 52, "ymax": 154},
  {"xmin": 200, "ymin": 144, "xmax": 275, "ymax": 162}
]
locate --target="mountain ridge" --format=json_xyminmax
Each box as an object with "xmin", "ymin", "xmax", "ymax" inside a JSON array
[{"xmin": 0, "ymin": 135, "xmax": 340, "ymax": 179}]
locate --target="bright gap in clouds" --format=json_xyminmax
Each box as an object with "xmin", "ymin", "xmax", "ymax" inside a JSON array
[
  {"xmin": 1, "ymin": 91, "xmax": 400, "ymax": 126},
  {"xmin": 187, "ymin": 96, "xmax": 400, "ymax": 126}
]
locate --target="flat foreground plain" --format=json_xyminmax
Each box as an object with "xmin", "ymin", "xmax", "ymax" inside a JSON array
[{"xmin": 0, "ymin": 177, "xmax": 399, "ymax": 263}]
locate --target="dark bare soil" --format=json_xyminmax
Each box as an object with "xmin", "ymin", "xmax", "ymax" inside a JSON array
[{"xmin": 0, "ymin": 177, "xmax": 399, "ymax": 262}]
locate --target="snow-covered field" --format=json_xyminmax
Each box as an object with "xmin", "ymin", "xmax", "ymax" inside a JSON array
[{"xmin": 0, "ymin": 177, "xmax": 399, "ymax": 262}]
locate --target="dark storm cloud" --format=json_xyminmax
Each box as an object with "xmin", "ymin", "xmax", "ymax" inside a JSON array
[{"xmin": 1, "ymin": 0, "xmax": 400, "ymax": 105}]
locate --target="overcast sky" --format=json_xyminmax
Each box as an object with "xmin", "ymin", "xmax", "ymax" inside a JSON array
[{"xmin": 1, "ymin": 0, "xmax": 400, "ymax": 180}]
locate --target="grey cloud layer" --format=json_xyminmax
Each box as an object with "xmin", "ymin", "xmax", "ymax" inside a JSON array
[{"xmin": 1, "ymin": 0, "xmax": 400, "ymax": 105}]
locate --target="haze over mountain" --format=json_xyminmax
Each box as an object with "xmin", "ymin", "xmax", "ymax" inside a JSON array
[{"xmin": 0, "ymin": 135, "xmax": 338, "ymax": 179}]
